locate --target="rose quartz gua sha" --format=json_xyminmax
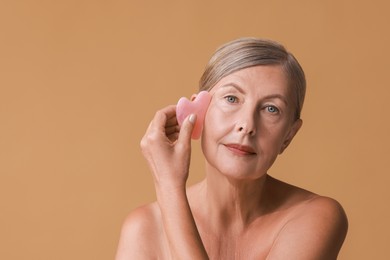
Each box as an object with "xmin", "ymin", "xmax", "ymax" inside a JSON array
[{"xmin": 176, "ymin": 91, "xmax": 211, "ymax": 140}]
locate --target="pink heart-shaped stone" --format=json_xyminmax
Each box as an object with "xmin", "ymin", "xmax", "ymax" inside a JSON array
[{"xmin": 176, "ymin": 91, "xmax": 211, "ymax": 139}]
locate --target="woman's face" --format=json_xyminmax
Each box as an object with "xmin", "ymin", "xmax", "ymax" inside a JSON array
[{"xmin": 201, "ymin": 65, "xmax": 302, "ymax": 180}]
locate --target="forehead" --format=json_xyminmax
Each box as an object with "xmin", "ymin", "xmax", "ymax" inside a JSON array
[{"xmin": 210, "ymin": 65, "xmax": 290, "ymax": 97}]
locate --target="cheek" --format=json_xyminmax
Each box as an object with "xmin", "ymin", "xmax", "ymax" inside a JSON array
[
  {"xmin": 258, "ymin": 124, "xmax": 290, "ymax": 153},
  {"xmin": 202, "ymin": 107, "xmax": 222, "ymax": 141},
  {"xmin": 203, "ymin": 102, "xmax": 235, "ymax": 136},
  {"xmin": 201, "ymin": 103, "xmax": 234, "ymax": 156}
]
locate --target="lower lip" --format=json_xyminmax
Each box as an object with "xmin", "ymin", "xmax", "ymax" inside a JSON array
[{"xmin": 225, "ymin": 145, "xmax": 256, "ymax": 156}]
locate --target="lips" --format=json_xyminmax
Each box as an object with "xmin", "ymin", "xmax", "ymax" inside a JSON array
[{"xmin": 224, "ymin": 143, "xmax": 256, "ymax": 156}]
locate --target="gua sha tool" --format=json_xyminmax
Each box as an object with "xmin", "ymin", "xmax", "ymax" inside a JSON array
[{"xmin": 176, "ymin": 91, "xmax": 211, "ymax": 140}]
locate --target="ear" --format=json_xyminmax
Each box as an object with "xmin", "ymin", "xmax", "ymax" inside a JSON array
[{"xmin": 279, "ymin": 119, "xmax": 303, "ymax": 154}]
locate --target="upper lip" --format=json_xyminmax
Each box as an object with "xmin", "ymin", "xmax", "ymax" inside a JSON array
[{"xmin": 224, "ymin": 143, "xmax": 256, "ymax": 154}]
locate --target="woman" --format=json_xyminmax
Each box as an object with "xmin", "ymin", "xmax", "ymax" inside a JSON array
[{"xmin": 116, "ymin": 38, "xmax": 348, "ymax": 259}]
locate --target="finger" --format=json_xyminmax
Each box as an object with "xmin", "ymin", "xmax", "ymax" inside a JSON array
[
  {"xmin": 165, "ymin": 116, "xmax": 178, "ymax": 127},
  {"xmin": 150, "ymin": 105, "xmax": 177, "ymax": 132},
  {"xmin": 177, "ymin": 114, "xmax": 196, "ymax": 145},
  {"xmin": 165, "ymin": 125, "xmax": 180, "ymax": 135},
  {"xmin": 167, "ymin": 132, "xmax": 179, "ymax": 142},
  {"xmin": 162, "ymin": 105, "xmax": 177, "ymax": 120}
]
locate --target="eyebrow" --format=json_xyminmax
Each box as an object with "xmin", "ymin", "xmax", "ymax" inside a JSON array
[
  {"xmin": 263, "ymin": 94, "xmax": 289, "ymax": 106},
  {"xmin": 220, "ymin": 83, "xmax": 289, "ymax": 105},
  {"xmin": 220, "ymin": 83, "xmax": 246, "ymax": 94}
]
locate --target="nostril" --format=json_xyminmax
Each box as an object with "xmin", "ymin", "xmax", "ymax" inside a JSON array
[{"xmin": 237, "ymin": 125, "xmax": 255, "ymax": 135}]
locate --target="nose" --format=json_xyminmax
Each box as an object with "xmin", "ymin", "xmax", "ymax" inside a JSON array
[
  {"xmin": 237, "ymin": 125, "xmax": 255, "ymax": 136},
  {"xmin": 236, "ymin": 108, "xmax": 256, "ymax": 136}
]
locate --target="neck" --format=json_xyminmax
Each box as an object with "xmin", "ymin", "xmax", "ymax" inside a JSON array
[{"xmin": 202, "ymin": 164, "xmax": 269, "ymax": 233}]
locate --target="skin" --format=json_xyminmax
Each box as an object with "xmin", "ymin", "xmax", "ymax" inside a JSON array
[{"xmin": 116, "ymin": 65, "xmax": 348, "ymax": 260}]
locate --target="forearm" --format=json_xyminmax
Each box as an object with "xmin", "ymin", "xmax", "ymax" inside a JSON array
[
  {"xmin": 156, "ymin": 185, "xmax": 208, "ymax": 260},
  {"xmin": 141, "ymin": 106, "xmax": 206, "ymax": 258}
]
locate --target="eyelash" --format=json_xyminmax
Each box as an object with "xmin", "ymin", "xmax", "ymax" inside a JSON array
[{"xmin": 224, "ymin": 95, "xmax": 280, "ymax": 114}]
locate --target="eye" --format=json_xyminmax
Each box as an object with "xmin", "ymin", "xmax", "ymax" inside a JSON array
[
  {"xmin": 225, "ymin": 95, "xmax": 238, "ymax": 103},
  {"xmin": 265, "ymin": 105, "xmax": 279, "ymax": 114}
]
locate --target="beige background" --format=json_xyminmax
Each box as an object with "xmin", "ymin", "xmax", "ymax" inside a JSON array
[{"xmin": 1, "ymin": 1, "xmax": 389, "ymax": 259}]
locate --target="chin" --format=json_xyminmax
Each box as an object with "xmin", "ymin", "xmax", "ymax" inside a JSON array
[
  {"xmin": 226, "ymin": 170, "xmax": 266, "ymax": 181},
  {"xmin": 210, "ymin": 160, "xmax": 267, "ymax": 181}
]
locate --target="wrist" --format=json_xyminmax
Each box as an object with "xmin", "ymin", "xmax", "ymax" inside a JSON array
[
  {"xmin": 152, "ymin": 170, "xmax": 188, "ymax": 194},
  {"xmin": 154, "ymin": 181, "xmax": 186, "ymax": 196}
]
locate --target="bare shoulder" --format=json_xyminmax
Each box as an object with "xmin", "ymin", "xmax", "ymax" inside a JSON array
[
  {"xmin": 268, "ymin": 192, "xmax": 348, "ymax": 260},
  {"xmin": 302, "ymin": 195, "xmax": 348, "ymax": 221},
  {"xmin": 295, "ymin": 195, "xmax": 348, "ymax": 240},
  {"xmin": 115, "ymin": 203, "xmax": 162, "ymax": 260}
]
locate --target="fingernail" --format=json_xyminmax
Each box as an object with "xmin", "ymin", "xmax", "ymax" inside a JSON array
[{"xmin": 189, "ymin": 114, "xmax": 196, "ymax": 124}]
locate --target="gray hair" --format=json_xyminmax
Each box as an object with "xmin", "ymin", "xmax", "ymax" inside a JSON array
[{"xmin": 199, "ymin": 37, "xmax": 306, "ymax": 120}]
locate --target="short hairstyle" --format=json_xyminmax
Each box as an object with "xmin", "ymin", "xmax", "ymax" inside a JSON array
[{"xmin": 199, "ymin": 37, "xmax": 306, "ymax": 120}]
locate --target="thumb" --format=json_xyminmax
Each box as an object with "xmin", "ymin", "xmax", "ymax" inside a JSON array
[{"xmin": 177, "ymin": 114, "xmax": 196, "ymax": 145}]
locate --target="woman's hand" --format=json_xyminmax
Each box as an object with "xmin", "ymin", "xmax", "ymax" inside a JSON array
[
  {"xmin": 140, "ymin": 105, "xmax": 196, "ymax": 190},
  {"xmin": 140, "ymin": 105, "xmax": 208, "ymax": 259}
]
